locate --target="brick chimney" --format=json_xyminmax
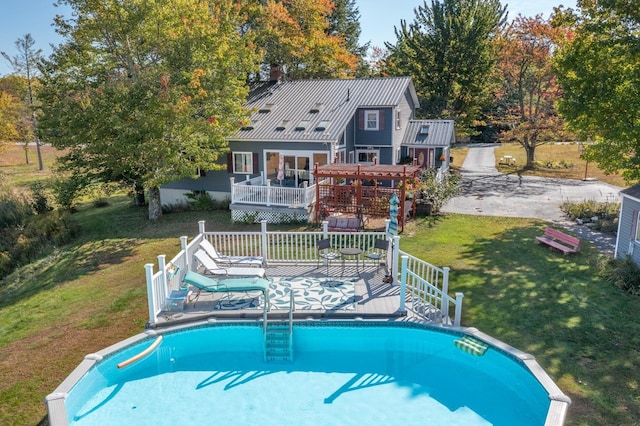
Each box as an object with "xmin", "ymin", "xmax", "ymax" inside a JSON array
[{"xmin": 269, "ymin": 64, "xmax": 283, "ymax": 84}]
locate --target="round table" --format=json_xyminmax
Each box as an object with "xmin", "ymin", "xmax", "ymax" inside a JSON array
[{"xmin": 340, "ymin": 247, "xmax": 362, "ymax": 276}]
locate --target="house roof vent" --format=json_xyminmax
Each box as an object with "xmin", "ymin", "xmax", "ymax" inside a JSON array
[
  {"xmin": 275, "ymin": 120, "xmax": 289, "ymax": 131},
  {"xmin": 315, "ymin": 120, "xmax": 330, "ymax": 131}
]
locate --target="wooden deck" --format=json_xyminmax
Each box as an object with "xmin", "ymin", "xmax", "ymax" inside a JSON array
[{"xmin": 152, "ymin": 263, "xmax": 407, "ymax": 327}]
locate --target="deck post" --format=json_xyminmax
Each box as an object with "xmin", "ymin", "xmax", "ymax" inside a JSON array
[
  {"xmin": 198, "ymin": 220, "xmax": 205, "ymax": 233},
  {"xmin": 158, "ymin": 255, "xmax": 168, "ymax": 297},
  {"xmin": 392, "ymin": 236, "xmax": 401, "ymax": 285},
  {"xmin": 229, "ymin": 177, "xmax": 235, "ymax": 204},
  {"xmin": 180, "ymin": 236, "xmax": 189, "ymax": 272},
  {"xmin": 266, "ymin": 179, "xmax": 272, "ymax": 206},
  {"xmin": 261, "ymin": 220, "xmax": 268, "ymax": 264},
  {"xmin": 441, "ymin": 266, "xmax": 450, "ymax": 318},
  {"xmin": 145, "ymin": 263, "xmax": 156, "ymax": 324},
  {"xmin": 399, "ymin": 255, "xmax": 408, "ymax": 313},
  {"xmin": 322, "ymin": 220, "xmax": 328, "ymax": 238},
  {"xmin": 454, "ymin": 292, "xmax": 464, "ymax": 327}
]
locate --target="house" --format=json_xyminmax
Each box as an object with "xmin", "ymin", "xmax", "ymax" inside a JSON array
[
  {"xmin": 160, "ymin": 75, "xmax": 455, "ymax": 222},
  {"xmin": 614, "ymin": 184, "xmax": 640, "ymax": 266}
]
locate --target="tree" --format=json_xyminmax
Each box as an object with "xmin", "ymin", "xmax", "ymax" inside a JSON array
[
  {"xmin": 1, "ymin": 34, "xmax": 44, "ymax": 170},
  {"xmin": 38, "ymin": 0, "xmax": 261, "ymax": 220},
  {"xmin": 256, "ymin": 0, "xmax": 359, "ymax": 79},
  {"xmin": 384, "ymin": 0, "xmax": 507, "ymax": 135},
  {"xmin": 327, "ymin": 0, "xmax": 370, "ymax": 76},
  {"xmin": 554, "ymin": 3, "xmax": 640, "ymax": 183},
  {"xmin": 494, "ymin": 15, "xmax": 567, "ymax": 167}
]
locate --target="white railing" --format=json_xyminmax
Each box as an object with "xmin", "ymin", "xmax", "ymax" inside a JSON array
[
  {"xmin": 145, "ymin": 220, "xmax": 461, "ymax": 326},
  {"xmin": 399, "ymin": 254, "xmax": 463, "ymax": 326},
  {"xmin": 230, "ymin": 176, "xmax": 315, "ymax": 207}
]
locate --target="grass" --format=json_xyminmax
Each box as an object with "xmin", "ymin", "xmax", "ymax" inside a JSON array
[
  {"xmin": 492, "ymin": 142, "xmax": 628, "ymax": 187},
  {"xmin": 1, "ymin": 143, "xmax": 639, "ymax": 425}
]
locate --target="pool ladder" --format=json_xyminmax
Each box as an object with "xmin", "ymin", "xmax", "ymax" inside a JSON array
[{"xmin": 264, "ymin": 291, "xmax": 295, "ymax": 362}]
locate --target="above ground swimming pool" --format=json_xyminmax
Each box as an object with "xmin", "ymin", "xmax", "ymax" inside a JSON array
[{"xmin": 51, "ymin": 321, "xmax": 568, "ymax": 425}]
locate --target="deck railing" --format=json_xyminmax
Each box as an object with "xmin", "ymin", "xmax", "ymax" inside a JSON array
[
  {"xmin": 145, "ymin": 220, "xmax": 462, "ymax": 327},
  {"xmin": 230, "ymin": 176, "xmax": 315, "ymax": 207}
]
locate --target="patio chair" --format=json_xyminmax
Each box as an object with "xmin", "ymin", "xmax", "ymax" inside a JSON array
[
  {"xmin": 199, "ymin": 239, "xmax": 265, "ymax": 267},
  {"xmin": 193, "ymin": 249, "xmax": 266, "ymax": 278},
  {"xmin": 365, "ymin": 238, "xmax": 389, "ymax": 273},
  {"xmin": 316, "ymin": 238, "xmax": 341, "ymax": 275}
]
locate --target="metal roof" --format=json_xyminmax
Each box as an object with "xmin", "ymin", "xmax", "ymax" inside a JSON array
[
  {"xmin": 233, "ymin": 76, "xmax": 418, "ymax": 142},
  {"xmin": 621, "ymin": 184, "xmax": 640, "ymax": 202},
  {"xmin": 401, "ymin": 120, "xmax": 455, "ymax": 147}
]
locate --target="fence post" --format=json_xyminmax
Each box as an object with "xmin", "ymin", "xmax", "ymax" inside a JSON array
[
  {"xmin": 261, "ymin": 220, "xmax": 268, "ymax": 264},
  {"xmin": 399, "ymin": 255, "xmax": 408, "ymax": 313},
  {"xmin": 266, "ymin": 179, "xmax": 272, "ymax": 206},
  {"xmin": 392, "ymin": 236, "xmax": 401, "ymax": 285},
  {"xmin": 198, "ymin": 220, "xmax": 205, "ymax": 234},
  {"xmin": 229, "ymin": 177, "xmax": 235, "ymax": 204},
  {"xmin": 180, "ymin": 236, "xmax": 189, "ymax": 272},
  {"xmin": 322, "ymin": 220, "xmax": 328, "ymax": 238},
  {"xmin": 441, "ymin": 266, "xmax": 450, "ymax": 318},
  {"xmin": 158, "ymin": 255, "xmax": 168, "ymax": 297},
  {"xmin": 454, "ymin": 292, "xmax": 464, "ymax": 327},
  {"xmin": 145, "ymin": 263, "xmax": 156, "ymax": 325}
]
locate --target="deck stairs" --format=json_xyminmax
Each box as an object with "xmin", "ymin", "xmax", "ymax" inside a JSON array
[{"xmin": 264, "ymin": 291, "xmax": 295, "ymax": 362}]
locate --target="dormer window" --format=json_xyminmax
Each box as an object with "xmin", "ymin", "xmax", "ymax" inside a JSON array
[
  {"xmin": 258, "ymin": 103, "xmax": 275, "ymax": 113},
  {"xmin": 315, "ymin": 120, "xmax": 330, "ymax": 131},
  {"xmin": 396, "ymin": 111, "xmax": 401, "ymax": 129},
  {"xmin": 294, "ymin": 120, "xmax": 310, "ymax": 131},
  {"xmin": 420, "ymin": 125, "xmax": 430, "ymax": 135},
  {"xmin": 275, "ymin": 120, "xmax": 289, "ymax": 131},
  {"xmin": 309, "ymin": 103, "xmax": 323, "ymax": 114}
]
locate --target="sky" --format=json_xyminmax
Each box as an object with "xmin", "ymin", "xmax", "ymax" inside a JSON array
[{"xmin": 0, "ymin": 0, "xmax": 575, "ymax": 76}]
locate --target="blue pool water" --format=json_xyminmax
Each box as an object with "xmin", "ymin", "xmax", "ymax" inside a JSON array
[{"xmin": 66, "ymin": 323, "xmax": 549, "ymax": 425}]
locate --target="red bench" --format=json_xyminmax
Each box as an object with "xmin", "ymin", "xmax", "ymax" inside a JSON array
[{"xmin": 535, "ymin": 227, "xmax": 581, "ymax": 254}]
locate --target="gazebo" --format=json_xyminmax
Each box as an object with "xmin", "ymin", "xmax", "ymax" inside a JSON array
[{"xmin": 313, "ymin": 163, "xmax": 421, "ymax": 232}]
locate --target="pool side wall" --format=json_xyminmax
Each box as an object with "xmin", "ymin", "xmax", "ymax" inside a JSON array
[{"xmin": 46, "ymin": 319, "xmax": 570, "ymax": 426}]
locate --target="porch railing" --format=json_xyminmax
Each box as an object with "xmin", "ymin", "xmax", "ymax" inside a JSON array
[
  {"xmin": 145, "ymin": 220, "xmax": 462, "ymax": 327},
  {"xmin": 230, "ymin": 176, "xmax": 315, "ymax": 207}
]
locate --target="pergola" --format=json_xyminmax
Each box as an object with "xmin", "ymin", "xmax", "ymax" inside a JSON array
[{"xmin": 313, "ymin": 163, "xmax": 422, "ymax": 232}]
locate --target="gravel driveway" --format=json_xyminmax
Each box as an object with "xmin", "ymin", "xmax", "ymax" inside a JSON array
[{"xmin": 440, "ymin": 144, "xmax": 622, "ymax": 254}]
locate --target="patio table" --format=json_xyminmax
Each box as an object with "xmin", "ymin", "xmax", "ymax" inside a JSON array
[{"xmin": 340, "ymin": 247, "xmax": 362, "ymax": 276}]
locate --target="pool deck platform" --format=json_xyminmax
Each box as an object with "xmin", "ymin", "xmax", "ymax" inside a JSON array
[{"xmin": 152, "ymin": 263, "xmax": 415, "ymax": 327}]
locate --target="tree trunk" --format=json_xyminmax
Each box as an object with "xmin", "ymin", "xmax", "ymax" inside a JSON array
[
  {"xmin": 134, "ymin": 183, "xmax": 146, "ymax": 207},
  {"xmin": 524, "ymin": 144, "xmax": 536, "ymax": 168},
  {"xmin": 23, "ymin": 142, "xmax": 30, "ymax": 164},
  {"xmin": 148, "ymin": 186, "xmax": 162, "ymax": 220}
]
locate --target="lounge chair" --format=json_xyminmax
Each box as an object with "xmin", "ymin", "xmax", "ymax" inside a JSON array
[
  {"xmin": 182, "ymin": 270, "xmax": 270, "ymax": 308},
  {"xmin": 199, "ymin": 239, "xmax": 265, "ymax": 267},
  {"xmin": 193, "ymin": 249, "xmax": 266, "ymax": 278}
]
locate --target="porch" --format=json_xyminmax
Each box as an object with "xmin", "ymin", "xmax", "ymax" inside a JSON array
[{"xmin": 145, "ymin": 221, "xmax": 463, "ymax": 328}]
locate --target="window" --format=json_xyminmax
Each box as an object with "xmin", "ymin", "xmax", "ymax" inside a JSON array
[
  {"xmin": 258, "ymin": 103, "xmax": 275, "ymax": 113},
  {"xmin": 420, "ymin": 125, "xmax": 430, "ymax": 135},
  {"xmin": 357, "ymin": 149, "xmax": 379, "ymax": 164},
  {"xmin": 309, "ymin": 103, "xmax": 323, "ymax": 113},
  {"xmin": 396, "ymin": 111, "xmax": 401, "ymax": 129},
  {"xmin": 365, "ymin": 110, "xmax": 379, "ymax": 131},
  {"xmin": 275, "ymin": 120, "xmax": 289, "ymax": 131},
  {"xmin": 233, "ymin": 152, "xmax": 253, "ymax": 174},
  {"xmin": 240, "ymin": 120, "xmax": 257, "ymax": 131}
]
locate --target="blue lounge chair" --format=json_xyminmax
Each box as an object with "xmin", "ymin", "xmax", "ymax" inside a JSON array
[{"xmin": 182, "ymin": 270, "xmax": 270, "ymax": 309}]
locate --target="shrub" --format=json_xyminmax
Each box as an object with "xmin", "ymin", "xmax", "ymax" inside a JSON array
[
  {"xmin": 560, "ymin": 200, "xmax": 620, "ymax": 234},
  {"xmin": 599, "ymin": 257, "xmax": 640, "ymax": 295},
  {"xmin": 185, "ymin": 191, "xmax": 218, "ymax": 211}
]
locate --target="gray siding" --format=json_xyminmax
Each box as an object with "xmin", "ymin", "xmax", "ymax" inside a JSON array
[{"xmin": 616, "ymin": 196, "xmax": 640, "ymax": 266}]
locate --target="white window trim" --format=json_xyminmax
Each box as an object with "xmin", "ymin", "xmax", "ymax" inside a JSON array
[
  {"xmin": 233, "ymin": 152, "xmax": 253, "ymax": 174},
  {"xmin": 365, "ymin": 110, "xmax": 379, "ymax": 131},
  {"xmin": 356, "ymin": 149, "xmax": 380, "ymax": 165},
  {"xmin": 635, "ymin": 212, "xmax": 640, "ymax": 242},
  {"xmin": 395, "ymin": 110, "xmax": 401, "ymax": 129}
]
